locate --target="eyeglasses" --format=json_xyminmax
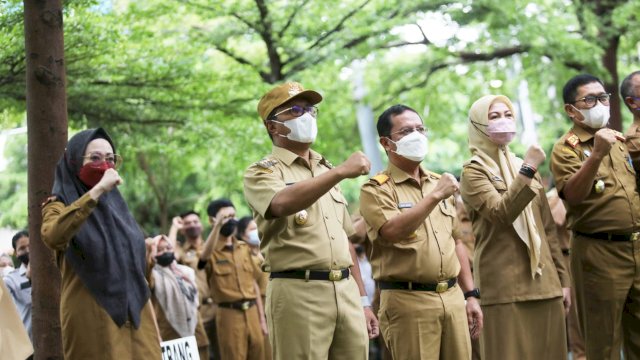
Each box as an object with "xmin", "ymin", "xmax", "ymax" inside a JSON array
[
  {"xmin": 82, "ymin": 152, "xmax": 123, "ymax": 168},
  {"xmin": 390, "ymin": 126, "xmax": 428, "ymax": 138},
  {"xmin": 273, "ymin": 105, "xmax": 318, "ymax": 118},
  {"xmin": 574, "ymin": 93, "xmax": 611, "ymax": 107}
]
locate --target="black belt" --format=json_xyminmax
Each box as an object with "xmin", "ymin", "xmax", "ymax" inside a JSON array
[
  {"xmin": 575, "ymin": 231, "xmax": 640, "ymax": 242},
  {"xmin": 379, "ymin": 278, "xmax": 457, "ymax": 293},
  {"xmin": 270, "ymin": 269, "xmax": 350, "ymax": 281},
  {"xmin": 218, "ymin": 299, "xmax": 256, "ymax": 311}
]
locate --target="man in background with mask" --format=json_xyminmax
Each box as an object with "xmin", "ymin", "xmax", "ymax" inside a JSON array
[
  {"xmin": 359, "ymin": 104, "xmax": 481, "ymax": 359},
  {"xmin": 621, "ymin": 70, "xmax": 640, "ymax": 178},
  {"xmin": 169, "ymin": 211, "xmax": 219, "ymax": 359},
  {"xmin": 3, "ymin": 230, "xmax": 32, "ymax": 342},
  {"xmin": 550, "ymin": 73, "xmax": 640, "ymax": 360},
  {"xmin": 243, "ymin": 82, "xmax": 378, "ymax": 360},
  {"xmin": 199, "ymin": 198, "xmax": 266, "ymax": 360}
]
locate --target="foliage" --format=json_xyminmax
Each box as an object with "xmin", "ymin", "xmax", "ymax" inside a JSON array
[{"xmin": 1, "ymin": 0, "xmax": 640, "ymax": 232}]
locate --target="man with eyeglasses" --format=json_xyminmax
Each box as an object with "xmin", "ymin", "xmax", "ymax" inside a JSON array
[
  {"xmin": 243, "ymin": 82, "xmax": 379, "ymax": 360},
  {"xmin": 550, "ymin": 73, "xmax": 640, "ymax": 360},
  {"xmin": 359, "ymin": 104, "xmax": 481, "ymax": 359},
  {"xmin": 621, "ymin": 70, "xmax": 640, "ymax": 175}
]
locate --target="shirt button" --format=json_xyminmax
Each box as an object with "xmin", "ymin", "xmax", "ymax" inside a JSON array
[{"xmin": 331, "ymin": 236, "xmax": 335, "ymax": 240}]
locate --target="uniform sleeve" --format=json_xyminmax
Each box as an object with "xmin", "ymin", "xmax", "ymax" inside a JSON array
[
  {"xmin": 460, "ymin": 163, "xmax": 538, "ymax": 225},
  {"xmin": 359, "ymin": 181, "xmax": 398, "ymax": 243},
  {"xmin": 243, "ymin": 163, "xmax": 286, "ymax": 219},
  {"xmin": 626, "ymin": 130, "xmax": 640, "ymax": 173},
  {"xmin": 450, "ymin": 197, "xmax": 463, "ymax": 241},
  {"xmin": 41, "ymin": 193, "xmax": 98, "ymax": 251},
  {"xmin": 538, "ymin": 186, "xmax": 571, "ymax": 287},
  {"xmin": 550, "ymin": 142, "xmax": 582, "ymax": 197},
  {"xmin": 251, "ymin": 253, "xmax": 263, "ymax": 283}
]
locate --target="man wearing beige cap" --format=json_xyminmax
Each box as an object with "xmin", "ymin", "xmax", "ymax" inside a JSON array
[{"xmin": 243, "ymin": 82, "xmax": 378, "ymax": 359}]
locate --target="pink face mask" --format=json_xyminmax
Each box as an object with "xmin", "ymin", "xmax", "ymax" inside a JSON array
[{"xmin": 487, "ymin": 118, "xmax": 516, "ymax": 145}]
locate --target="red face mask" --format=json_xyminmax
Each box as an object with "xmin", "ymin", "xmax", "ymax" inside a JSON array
[{"xmin": 78, "ymin": 161, "xmax": 114, "ymax": 188}]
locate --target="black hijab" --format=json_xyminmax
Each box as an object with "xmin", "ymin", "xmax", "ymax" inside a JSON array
[{"xmin": 51, "ymin": 128, "xmax": 149, "ymax": 328}]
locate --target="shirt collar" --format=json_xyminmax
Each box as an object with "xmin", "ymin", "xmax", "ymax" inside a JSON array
[
  {"xmin": 571, "ymin": 124, "xmax": 595, "ymax": 143},
  {"xmin": 19, "ymin": 263, "xmax": 27, "ymax": 276},
  {"xmin": 388, "ymin": 162, "xmax": 428, "ymax": 185},
  {"xmin": 271, "ymin": 146, "xmax": 322, "ymax": 167},
  {"xmin": 215, "ymin": 236, "xmax": 237, "ymax": 251}
]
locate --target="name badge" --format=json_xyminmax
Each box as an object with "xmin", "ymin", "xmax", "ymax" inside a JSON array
[
  {"xmin": 584, "ymin": 150, "xmax": 591, "ymax": 158},
  {"xmin": 398, "ymin": 202, "xmax": 413, "ymax": 209},
  {"xmin": 491, "ymin": 176, "xmax": 503, "ymax": 182},
  {"xmin": 216, "ymin": 259, "xmax": 230, "ymax": 265}
]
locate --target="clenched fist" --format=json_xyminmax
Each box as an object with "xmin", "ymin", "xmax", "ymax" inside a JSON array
[
  {"xmin": 338, "ymin": 151, "xmax": 371, "ymax": 179},
  {"xmin": 523, "ymin": 145, "xmax": 546, "ymax": 168},
  {"xmin": 431, "ymin": 173, "xmax": 459, "ymax": 201}
]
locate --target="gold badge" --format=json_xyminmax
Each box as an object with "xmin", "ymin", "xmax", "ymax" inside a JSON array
[
  {"xmin": 295, "ymin": 210, "xmax": 308, "ymax": 225},
  {"xmin": 288, "ymin": 83, "xmax": 302, "ymax": 96},
  {"xmin": 594, "ymin": 179, "xmax": 605, "ymax": 193}
]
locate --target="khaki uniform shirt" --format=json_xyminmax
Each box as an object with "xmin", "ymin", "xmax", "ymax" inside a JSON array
[
  {"xmin": 460, "ymin": 162, "xmax": 569, "ymax": 305},
  {"xmin": 176, "ymin": 241, "xmax": 216, "ymax": 322},
  {"xmin": 550, "ymin": 125, "xmax": 640, "ymax": 233},
  {"xmin": 243, "ymin": 146, "xmax": 355, "ymax": 272},
  {"xmin": 206, "ymin": 239, "xmax": 262, "ymax": 303},
  {"xmin": 359, "ymin": 164, "xmax": 460, "ymax": 283},
  {"xmin": 625, "ymin": 121, "xmax": 640, "ymax": 173}
]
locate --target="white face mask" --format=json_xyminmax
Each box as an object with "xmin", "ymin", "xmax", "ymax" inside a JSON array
[
  {"xmin": 578, "ymin": 103, "xmax": 610, "ymax": 129},
  {"xmin": 246, "ymin": 229, "xmax": 260, "ymax": 246},
  {"xmin": 272, "ymin": 112, "xmax": 318, "ymax": 143},
  {"xmin": 389, "ymin": 131, "xmax": 429, "ymax": 162}
]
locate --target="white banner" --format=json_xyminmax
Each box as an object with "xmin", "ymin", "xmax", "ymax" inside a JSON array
[{"xmin": 160, "ymin": 336, "xmax": 200, "ymax": 360}]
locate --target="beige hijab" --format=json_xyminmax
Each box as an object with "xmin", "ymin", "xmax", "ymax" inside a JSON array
[{"xmin": 466, "ymin": 95, "xmax": 542, "ymax": 278}]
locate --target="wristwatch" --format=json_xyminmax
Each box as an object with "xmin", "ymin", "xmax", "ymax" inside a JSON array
[{"xmin": 464, "ymin": 288, "xmax": 481, "ymax": 300}]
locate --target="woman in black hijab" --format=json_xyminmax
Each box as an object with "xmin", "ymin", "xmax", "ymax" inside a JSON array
[{"xmin": 41, "ymin": 128, "xmax": 160, "ymax": 359}]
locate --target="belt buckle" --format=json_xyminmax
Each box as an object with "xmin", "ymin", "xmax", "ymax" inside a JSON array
[
  {"xmin": 329, "ymin": 269, "xmax": 343, "ymax": 281},
  {"xmin": 241, "ymin": 301, "xmax": 250, "ymax": 311},
  {"xmin": 436, "ymin": 281, "xmax": 449, "ymax": 293},
  {"xmin": 631, "ymin": 232, "xmax": 640, "ymax": 241}
]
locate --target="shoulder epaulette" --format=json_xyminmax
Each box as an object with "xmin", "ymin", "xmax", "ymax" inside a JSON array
[
  {"xmin": 426, "ymin": 171, "xmax": 441, "ymax": 180},
  {"xmin": 320, "ymin": 158, "xmax": 334, "ymax": 169},
  {"xmin": 370, "ymin": 174, "xmax": 389, "ymax": 185},
  {"xmin": 565, "ymin": 132, "xmax": 580, "ymax": 148},
  {"xmin": 253, "ymin": 158, "xmax": 278, "ymax": 173},
  {"xmin": 612, "ymin": 130, "xmax": 626, "ymax": 142}
]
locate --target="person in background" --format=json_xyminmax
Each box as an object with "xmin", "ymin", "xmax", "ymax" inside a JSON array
[
  {"xmin": 146, "ymin": 234, "xmax": 209, "ymax": 360},
  {"xmin": 1, "ymin": 277, "xmax": 33, "ymax": 359},
  {"xmin": 169, "ymin": 211, "xmax": 219, "ymax": 359},
  {"xmin": 41, "ymin": 128, "xmax": 160, "ymax": 359},
  {"xmin": 237, "ymin": 215, "xmax": 271, "ymax": 360},
  {"xmin": 199, "ymin": 198, "xmax": 266, "ymax": 360},
  {"xmin": 3, "ymin": 230, "xmax": 32, "ymax": 342},
  {"xmin": 0, "ymin": 252, "xmax": 14, "ymax": 276},
  {"xmin": 546, "ymin": 185, "xmax": 585, "ymax": 360}
]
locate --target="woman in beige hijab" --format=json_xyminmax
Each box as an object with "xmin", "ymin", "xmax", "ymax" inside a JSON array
[{"xmin": 460, "ymin": 95, "xmax": 571, "ymax": 360}]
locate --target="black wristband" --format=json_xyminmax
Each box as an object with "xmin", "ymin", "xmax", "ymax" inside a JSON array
[
  {"xmin": 519, "ymin": 165, "xmax": 536, "ymax": 178},
  {"xmin": 464, "ymin": 288, "xmax": 481, "ymax": 299}
]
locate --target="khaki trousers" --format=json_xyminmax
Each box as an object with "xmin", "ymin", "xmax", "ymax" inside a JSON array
[
  {"xmin": 379, "ymin": 284, "xmax": 471, "ymax": 360},
  {"xmin": 216, "ymin": 305, "xmax": 264, "ymax": 360},
  {"xmin": 572, "ymin": 234, "xmax": 640, "ymax": 360},
  {"xmin": 266, "ymin": 276, "xmax": 368, "ymax": 360}
]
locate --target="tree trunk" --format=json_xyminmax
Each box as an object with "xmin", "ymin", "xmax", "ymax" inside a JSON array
[
  {"xmin": 24, "ymin": 1, "xmax": 68, "ymax": 359},
  {"xmin": 603, "ymin": 35, "xmax": 621, "ymax": 131}
]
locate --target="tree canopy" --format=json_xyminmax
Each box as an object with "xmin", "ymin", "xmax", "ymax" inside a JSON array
[{"xmin": 2, "ymin": 0, "xmax": 640, "ymax": 234}]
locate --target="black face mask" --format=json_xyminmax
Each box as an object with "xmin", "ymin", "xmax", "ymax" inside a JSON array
[
  {"xmin": 155, "ymin": 252, "xmax": 175, "ymax": 267},
  {"xmin": 220, "ymin": 219, "xmax": 238, "ymax": 237},
  {"xmin": 17, "ymin": 253, "xmax": 29, "ymax": 266}
]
